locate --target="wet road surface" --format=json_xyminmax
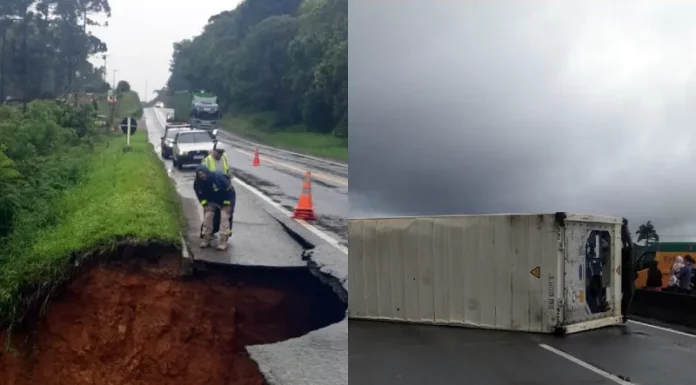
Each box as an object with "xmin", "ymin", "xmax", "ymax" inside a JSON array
[
  {"xmin": 350, "ymin": 319, "xmax": 695, "ymax": 385},
  {"xmin": 144, "ymin": 108, "xmax": 304, "ymax": 267},
  {"xmin": 151, "ymin": 108, "xmax": 348, "ymax": 243},
  {"xmin": 142, "ymin": 108, "xmax": 348, "ymax": 385}
]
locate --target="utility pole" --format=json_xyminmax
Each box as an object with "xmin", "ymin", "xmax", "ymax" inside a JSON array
[
  {"xmin": 109, "ymin": 69, "xmax": 118, "ymax": 129},
  {"xmin": 21, "ymin": 12, "xmax": 28, "ymax": 112},
  {"xmin": 0, "ymin": 20, "xmax": 7, "ymax": 103},
  {"xmin": 102, "ymin": 54, "xmax": 107, "ymax": 84},
  {"xmin": 144, "ymin": 80, "xmax": 148, "ymax": 104},
  {"xmin": 112, "ymin": 69, "xmax": 117, "ymax": 94}
]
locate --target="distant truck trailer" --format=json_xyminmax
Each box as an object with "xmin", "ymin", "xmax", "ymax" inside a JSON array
[
  {"xmin": 348, "ymin": 212, "xmax": 634, "ymax": 335},
  {"xmin": 189, "ymin": 92, "xmax": 220, "ymax": 131}
]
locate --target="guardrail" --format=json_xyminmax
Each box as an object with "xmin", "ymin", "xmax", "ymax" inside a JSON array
[{"xmin": 629, "ymin": 289, "xmax": 696, "ymax": 329}]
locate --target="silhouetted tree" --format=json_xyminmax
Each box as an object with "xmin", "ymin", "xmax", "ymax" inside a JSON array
[{"xmin": 636, "ymin": 221, "xmax": 660, "ymax": 246}]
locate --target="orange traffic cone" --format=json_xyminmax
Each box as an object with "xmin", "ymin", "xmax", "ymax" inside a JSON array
[
  {"xmin": 293, "ymin": 171, "xmax": 317, "ymax": 221},
  {"xmin": 252, "ymin": 148, "xmax": 261, "ymax": 166}
]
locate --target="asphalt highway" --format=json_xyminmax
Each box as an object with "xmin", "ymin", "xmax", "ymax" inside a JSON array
[
  {"xmin": 151, "ymin": 108, "xmax": 348, "ymax": 244},
  {"xmin": 350, "ymin": 319, "xmax": 696, "ymax": 385},
  {"xmin": 143, "ymin": 108, "xmax": 348, "ymax": 385}
]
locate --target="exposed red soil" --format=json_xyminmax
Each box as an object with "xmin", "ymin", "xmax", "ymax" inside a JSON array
[{"xmin": 0, "ymin": 248, "xmax": 345, "ymax": 385}]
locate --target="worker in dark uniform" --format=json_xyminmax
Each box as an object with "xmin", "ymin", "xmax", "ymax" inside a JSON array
[{"xmin": 194, "ymin": 164, "xmax": 236, "ymax": 250}]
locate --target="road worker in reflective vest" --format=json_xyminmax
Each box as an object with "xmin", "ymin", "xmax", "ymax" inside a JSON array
[
  {"xmin": 202, "ymin": 144, "xmax": 232, "ymax": 182},
  {"xmin": 194, "ymin": 164, "xmax": 236, "ymax": 250}
]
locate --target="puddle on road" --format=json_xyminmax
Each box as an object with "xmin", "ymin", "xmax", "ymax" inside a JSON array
[{"xmin": 0, "ymin": 245, "xmax": 346, "ymax": 385}]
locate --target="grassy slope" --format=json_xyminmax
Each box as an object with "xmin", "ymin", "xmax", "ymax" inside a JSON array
[
  {"xmin": 165, "ymin": 93, "xmax": 347, "ymax": 162},
  {"xmin": 0, "ymin": 130, "xmax": 183, "ymax": 326}
]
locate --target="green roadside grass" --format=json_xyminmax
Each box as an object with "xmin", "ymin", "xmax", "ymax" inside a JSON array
[
  {"xmin": 0, "ymin": 130, "xmax": 183, "ymax": 327},
  {"xmin": 222, "ymin": 113, "xmax": 348, "ymax": 162}
]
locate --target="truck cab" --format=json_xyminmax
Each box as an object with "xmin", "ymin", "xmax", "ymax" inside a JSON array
[{"xmin": 189, "ymin": 94, "xmax": 220, "ymax": 131}]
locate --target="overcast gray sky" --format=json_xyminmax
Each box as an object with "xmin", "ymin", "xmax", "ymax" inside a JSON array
[
  {"xmin": 349, "ymin": 0, "xmax": 696, "ymax": 240},
  {"xmin": 88, "ymin": 0, "xmax": 239, "ymax": 102}
]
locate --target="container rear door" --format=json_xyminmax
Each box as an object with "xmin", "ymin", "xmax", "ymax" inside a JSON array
[{"xmin": 562, "ymin": 219, "xmax": 621, "ymax": 325}]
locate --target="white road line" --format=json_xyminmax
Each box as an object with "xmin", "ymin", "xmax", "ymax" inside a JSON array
[
  {"xmin": 538, "ymin": 344, "xmax": 634, "ymax": 385},
  {"xmin": 150, "ymin": 108, "xmax": 348, "ymax": 255},
  {"xmin": 232, "ymin": 176, "xmax": 348, "ymax": 255},
  {"xmin": 628, "ymin": 320, "xmax": 696, "ymax": 338}
]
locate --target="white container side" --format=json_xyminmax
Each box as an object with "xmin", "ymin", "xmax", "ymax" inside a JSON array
[{"xmin": 348, "ymin": 213, "xmax": 625, "ymax": 334}]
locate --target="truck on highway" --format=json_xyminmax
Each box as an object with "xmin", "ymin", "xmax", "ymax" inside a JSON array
[
  {"xmin": 189, "ymin": 91, "xmax": 220, "ymax": 131},
  {"xmin": 349, "ymin": 212, "xmax": 635, "ymax": 335}
]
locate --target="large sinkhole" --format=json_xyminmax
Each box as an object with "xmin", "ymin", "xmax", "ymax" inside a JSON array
[{"xmin": 0, "ymin": 245, "xmax": 347, "ymax": 385}]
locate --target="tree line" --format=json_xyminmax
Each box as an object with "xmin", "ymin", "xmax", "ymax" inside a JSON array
[
  {"xmin": 0, "ymin": 0, "xmax": 110, "ymax": 106},
  {"xmin": 166, "ymin": 0, "xmax": 347, "ymax": 137}
]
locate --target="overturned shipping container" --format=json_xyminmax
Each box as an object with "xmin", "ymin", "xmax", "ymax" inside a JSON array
[{"xmin": 349, "ymin": 213, "xmax": 627, "ymax": 334}]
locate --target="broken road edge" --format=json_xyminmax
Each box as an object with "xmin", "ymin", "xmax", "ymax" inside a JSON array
[{"xmin": 176, "ymin": 209, "xmax": 348, "ymax": 304}]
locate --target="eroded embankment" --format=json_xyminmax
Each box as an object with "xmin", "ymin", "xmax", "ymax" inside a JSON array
[{"xmin": 0, "ymin": 246, "xmax": 346, "ymax": 385}]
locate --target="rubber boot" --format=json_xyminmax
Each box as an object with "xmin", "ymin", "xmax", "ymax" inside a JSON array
[
  {"xmin": 200, "ymin": 235, "xmax": 211, "ymax": 248},
  {"xmin": 216, "ymin": 234, "xmax": 228, "ymax": 251}
]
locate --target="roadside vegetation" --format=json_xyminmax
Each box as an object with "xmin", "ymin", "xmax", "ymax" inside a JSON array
[
  {"xmin": 161, "ymin": 0, "xmax": 347, "ymax": 159},
  {"xmin": 0, "ymin": 0, "xmax": 111, "ymax": 105},
  {"xmin": 0, "ymin": 100, "xmax": 183, "ymax": 330}
]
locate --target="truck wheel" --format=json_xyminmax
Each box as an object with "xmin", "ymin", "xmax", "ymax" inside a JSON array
[
  {"xmin": 160, "ymin": 148, "xmax": 166, "ymax": 159},
  {"xmin": 172, "ymin": 158, "xmax": 178, "ymax": 167},
  {"xmin": 177, "ymin": 160, "xmax": 183, "ymax": 170}
]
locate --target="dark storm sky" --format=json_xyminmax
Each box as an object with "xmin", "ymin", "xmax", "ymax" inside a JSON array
[{"xmin": 348, "ymin": 0, "xmax": 696, "ymax": 240}]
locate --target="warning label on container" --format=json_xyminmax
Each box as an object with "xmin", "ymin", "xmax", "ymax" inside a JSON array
[
  {"xmin": 530, "ymin": 266, "xmax": 541, "ymax": 279},
  {"xmin": 616, "ymin": 264, "xmax": 621, "ymax": 276}
]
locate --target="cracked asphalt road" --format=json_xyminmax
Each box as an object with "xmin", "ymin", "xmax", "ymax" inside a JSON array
[{"xmin": 143, "ymin": 108, "xmax": 347, "ymax": 385}]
